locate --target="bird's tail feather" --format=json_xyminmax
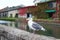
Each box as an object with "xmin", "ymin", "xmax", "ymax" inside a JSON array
[{"xmin": 41, "ymin": 27, "xmax": 46, "ymax": 31}]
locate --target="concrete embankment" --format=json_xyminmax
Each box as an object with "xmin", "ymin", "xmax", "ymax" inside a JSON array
[{"xmin": 0, "ymin": 24, "xmax": 60, "ymax": 40}]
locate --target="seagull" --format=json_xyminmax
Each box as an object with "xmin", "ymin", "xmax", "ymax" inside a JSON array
[{"xmin": 26, "ymin": 17, "xmax": 46, "ymax": 33}]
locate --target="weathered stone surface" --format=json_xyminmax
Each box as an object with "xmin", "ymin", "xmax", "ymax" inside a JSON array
[{"xmin": 0, "ymin": 24, "xmax": 60, "ymax": 40}]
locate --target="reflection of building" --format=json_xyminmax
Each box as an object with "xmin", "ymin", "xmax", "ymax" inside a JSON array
[{"xmin": 33, "ymin": 0, "xmax": 56, "ymax": 19}]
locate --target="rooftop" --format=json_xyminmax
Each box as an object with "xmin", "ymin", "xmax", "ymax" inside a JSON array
[
  {"xmin": 0, "ymin": 5, "xmax": 24, "ymax": 13},
  {"xmin": 34, "ymin": 0, "xmax": 56, "ymax": 3}
]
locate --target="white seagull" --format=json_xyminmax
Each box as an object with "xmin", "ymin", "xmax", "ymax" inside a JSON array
[{"xmin": 26, "ymin": 17, "xmax": 46, "ymax": 33}]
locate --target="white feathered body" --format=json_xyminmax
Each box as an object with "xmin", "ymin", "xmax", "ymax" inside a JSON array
[{"xmin": 28, "ymin": 19, "xmax": 46, "ymax": 31}]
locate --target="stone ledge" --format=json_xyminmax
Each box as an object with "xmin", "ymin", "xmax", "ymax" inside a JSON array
[{"xmin": 0, "ymin": 24, "xmax": 60, "ymax": 40}]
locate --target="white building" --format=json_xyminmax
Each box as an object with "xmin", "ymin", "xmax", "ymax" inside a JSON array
[
  {"xmin": 0, "ymin": 6, "xmax": 23, "ymax": 18},
  {"xmin": 8, "ymin": 10, "xmax": 19, "ymax": 18}
]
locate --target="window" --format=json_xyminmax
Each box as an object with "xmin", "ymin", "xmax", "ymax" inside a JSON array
[
  {"xmin": 10, "ymin": 14, "xmax": 13, "ymax": 17},
  {"xmin": 48, "ymin": 2, "xmax": 53, "ymax": 8},
  {"xmin": 53, "ymin": 2, "xmax": 56, "ymax": 8},
  {"xmin": 15, "ymin": 13, "xmax": 18, "ymax": 18},
  {"xmin": 48, "ymin": 2, "xmax": 56, "ymax": 8}
]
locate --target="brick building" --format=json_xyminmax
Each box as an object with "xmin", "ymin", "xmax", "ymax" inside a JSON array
[
  {"xmin": 33, "ymin": 0, "xmax": 56, "ymax": 19},
  {"xmin": 18, "ymin": 6, "xmax": 37, "ymax": 18}
]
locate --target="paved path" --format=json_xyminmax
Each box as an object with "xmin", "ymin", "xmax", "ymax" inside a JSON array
[{"xmin": 0, "ymin": 24, "xmax": 60, "ymax": 40}]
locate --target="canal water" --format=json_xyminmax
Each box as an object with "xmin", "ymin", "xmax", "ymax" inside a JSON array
[{"xmin": 0, "ymin": 20, "xmax": 60, "ymax": 38}]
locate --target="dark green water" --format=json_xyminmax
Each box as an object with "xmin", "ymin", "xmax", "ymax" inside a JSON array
[{"xmin": 38, "ymin": 22, "xmax": 60, "ymax": 38}]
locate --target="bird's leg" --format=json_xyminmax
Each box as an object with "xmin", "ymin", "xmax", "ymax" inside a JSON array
[
  {"xmin": 29, "ymin": 28, "xmax": 31, "ymax": 32},
  {"xmin": 33, "ymin": 30, "xmax": 35, "ymax": 34}
]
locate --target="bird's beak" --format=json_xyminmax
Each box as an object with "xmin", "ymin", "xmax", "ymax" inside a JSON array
[
  {"xmin": 26, "ymin": 18, "xmax": 29, "ymax": 21},
  {"xmin": 26, "ymin": 19, "xmax": 28, "ymax": 20},
  {"xmin": 26, "ymin": 18, "xmax": 29, "ymax": 20}
]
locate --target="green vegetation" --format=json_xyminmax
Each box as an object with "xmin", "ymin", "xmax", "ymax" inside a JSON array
[{"xmin": 0, "ymin": 18, "xmax": 17, "ymax": 21}]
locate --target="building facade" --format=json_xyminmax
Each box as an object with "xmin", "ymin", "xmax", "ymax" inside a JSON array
[
  {"xmin": 18, "ymin": 6, "xmax": 37, "ymax": 18},
  {"xmin": 0, "ymin": 7, "xmax": 8, "ymax": 18},
  {"xmin": 0, "ymin": 12, "xmax": 8, "ymax": 18},
  {"xmin": 0, "ymin": 6, "xmax": 23, "ymax": 18},
  {"xmin": 8, "ymin": 10, "xmax": 19, "ymax": 18},
  {"xmin": 33, "ymin": 0, "xmax": 56, "ymax": 19}
]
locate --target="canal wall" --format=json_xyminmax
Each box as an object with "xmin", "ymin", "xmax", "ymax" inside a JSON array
[{"xmin": 0, "ymin": 24, "xmax": 59, "ymax": 40}]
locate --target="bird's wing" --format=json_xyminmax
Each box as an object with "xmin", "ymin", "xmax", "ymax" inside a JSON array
[
  {"xmin": 33, "ymin": 22, "xmax": 43, "ymax": 27},
  {"xmin": 32, "ymin": 22, "xmax": 42, "ymax": 30},
  {"xmin": 32, "ymin": 22, "xmax": 46, "ymax": 31}
]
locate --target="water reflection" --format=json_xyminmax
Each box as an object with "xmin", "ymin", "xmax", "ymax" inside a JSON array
[{"xmin": 0, "ymin": 20, "xmax": 27, "ymax": 30}]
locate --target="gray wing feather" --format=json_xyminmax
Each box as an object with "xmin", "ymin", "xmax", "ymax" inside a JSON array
[{"xmin": 32, "ymin": 22, "xmax": 43, "ymax": 30}]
